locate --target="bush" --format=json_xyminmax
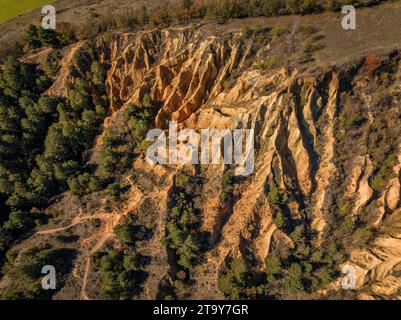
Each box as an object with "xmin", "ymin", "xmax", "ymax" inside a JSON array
[
  {"xmin": 270, "ymin": 25, "xmax": 289, "ymax": 40},
  {"xmin": 114, "ymin": 224, "xmax": 135, "ymax": 246},
  {"xmin": 107, "ymin": 183, "xmax": 121, "ymax": 198},
  {"xmin": 164, "ymin": 173, "xmax": 203, "ymax": 272},
  {"xmin": 218, "ymin": 258, "xmax": 250, "ymax": 299},
  {"xmin": 299, "ymin": 25, "xmax": 319, "ymax": 36},
  {"xmin": 2, "ymin": 246, "xmax": 75, "ymax": 299},
  {"xmin": 0, "ymin": 212, "xmax": 34, "ymax": 258},
  {"xmin": 285, "ymin": 263, "xmax": 305, "ymax": 294},
  {"xmin": 371, "ymin": 154, "xmax": 397, "ymax": 192},
  {"xmin": 91, "ymin": 218, "xmax": 102, "ymax": 228},
  {"xmin": 255, "ymin": 55, "xmax": 280, "ymax": 70},
  {"xmin": 341, "ymin": 114, "xmax": 366, "ymax": 131},
  {"xmin": 242, "ymin": 26, "xmax": 254, "ymax": 38},
  {"xmin": 123, "ymin": 254, "xmax": 141, "ymax": 272},
  {"xmin": 176, "ymin": 234, "xmax": 201, "ymax": 270},
  {"xmin": 176, "ymin": 172, "xmax": 191, "ymax": 187},
  {"xmin": 91, "ymin": 61, "xmax": 106, "ymax": 86},
  {"xmin": 303, "ymin": 37, "xmax": 323, "ymax": 54},
  {"xmin": 267, "ymin": 185, "xmax": 289, "ymax": 204},
  {"xmin": 67, "ymin": 173, "xmax": 103, "ymax": 196},
  {"xmin": 99, "ymin": 248, "xmax": 141, "ymax": 299},
  {"xmin": 220, "ymin": 170, "xmax": 235, "ymax": 202},
  {"xmin": 265, "ymin": 255, "xmax": 282, "ymax": 282},
  {"xmin": 88, "ymin": 176, "xmax": 104, "ymax": 192},
  {"xmin": 290, "ymin": 227, "xmax": 303, "ymax": 244},
  {"xmin": 273, "ymin": 211, "xmax": 286, "ymax": 229},
  {"xmin": 340, "ymin": 217, "xmax": 356, "ymax": 234}
]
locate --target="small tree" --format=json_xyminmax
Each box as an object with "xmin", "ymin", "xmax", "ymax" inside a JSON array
[
  {"xmin": 285, "ymin": 263, "xmax": 305, "ymax": 294},
  {"xmin": 290, "ymin": 227, "xmax": 303, "ymax": 244},
  {"xmin": 107, "ymin": 183, "xmax": 121, "ymax": 198},
  {"xmin": 267, "ymin": 185, "xmax": 288, "ymax": 204},
  {"xmin": 91, "ymin": 61, "xmax": 105, "ymax": 86},
  {"xmin": 273, "ymin": 211, "xmax": 285, "ymax": 229},
  {"xmin": 26, "ymin": 25, "xmax": 40, "ymax": 49},
  {"xmin": 142, "ymin": 93, "xmax": 152, "ymax": 108},
  {"xmin": 113, "ymin": 224, "xmax": 135, "ymax": 246},
  {"xmin": 265, "ymin": 255, "xmax": 282, "ymax": 282}
]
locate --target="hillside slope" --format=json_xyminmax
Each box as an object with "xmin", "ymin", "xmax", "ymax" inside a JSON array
[{"xmin": 1, "ymin": 1, "xmax": 401, "ymax": 300}]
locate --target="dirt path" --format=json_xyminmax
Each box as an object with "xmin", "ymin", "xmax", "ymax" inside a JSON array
[
  {"xmin": 80, "ymin": 232, "xmax": 115, "ymax": 300},
  {"xmin": 35, "ymin": 185, "xmax": 143, "ymax": 300},
  {"xmin": 79, "ymin": 186, "xmax": 143, "ymax": 300},
  {"xmin": 36, "ymin": 213, "xmax": 106, "ymax": 235}
]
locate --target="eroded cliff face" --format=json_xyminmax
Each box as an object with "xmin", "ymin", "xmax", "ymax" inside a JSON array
[{"xmin": 7, "ymin": 24, "xmax": 401, "ymax": 300}]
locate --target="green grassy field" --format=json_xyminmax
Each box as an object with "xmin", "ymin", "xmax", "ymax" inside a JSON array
[{"xmin": 0, "ymin": 0, "xmax": 55, "ymax": 22}]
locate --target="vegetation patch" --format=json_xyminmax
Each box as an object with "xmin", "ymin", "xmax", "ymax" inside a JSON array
[{"xmin": 1, "ymin": 245, "xmax": 75, "ymax": 299}]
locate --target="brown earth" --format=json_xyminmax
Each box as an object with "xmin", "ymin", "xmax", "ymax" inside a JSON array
[{"xmin": 2, "ymin": 1, "xmax": 401, "ymax": 300}]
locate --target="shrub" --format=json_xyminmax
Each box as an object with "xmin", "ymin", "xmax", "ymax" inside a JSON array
[
  {"xmin": 220, "ymin": 170, "xmax": 236, "ymax": 203},
  {"xmin": 315, "ymin": 267, "xmax": 333, "ymax": 287},
  {"xmin": 114, "ymin": 224, "xmax": 135, "ymax": 246},
  {"xmin": 267, "ymin": 185, "xmax": 289, "ymax": 204},
  {"xmin": 290, "ymin": 227, "xmax": 303, "ymax": 244},
  {"xmin": 175, "ymin": 172, "xmax": 191, "ymax": 187},
  {"xmin": 273, "ymin": 211, "xmax": 286, "ymax": 229},
  {"xmin": 270, "ymin": 25, "xmax": 289, "ymax": 40},
  {"xmin": 299, "ymin": 25, "xmax": 319, "ymax": 35},
  {"xmin": 285, "ymin": 263, "xmax": 305, "ymax": 294},
  {"xmin": 303, "ymin": 38, "xmax": 323, "ymax": 54},
  {"xmin": 177, "ymin": 234, "xmax": 201, "ymax": 270},
  {"xmin": 242, "ymin": 26, "xmax": 254, "ymax": 38},
  {"xmin": 340, "ymin": 217, "xmax": 356, "ymax": 234},
  {"xmin": 164, "ymin": 173, "xmax": 203, "ymax": 272},
  {"xmin": 371, "ymin": 154, "xmax": 397, "ymax": 192},
  {"xmin": 123, "ymin": 255, "xmax": 141, "ymax": 272},
  {"xmin": 341, "ymin": 114, "xmax": 366, "ymax": 131},
  {"xmin": 91, "ymin": 61, "xmax": 106, "ymax": 86},
  {"xmin": 107, "ymin": 183, "xmax": 121, "ymax": 198},
  {"xmin": 255, "ymin": 55, "xmax": 280, "ymax": 70},
  {"xmin": 91, "ymin": 218, "xmax": 102, "ymax": 228},
  {"xmin": 265, "ymin": 255, "xmax": 282, "ymax": 282},
  {"xmin": 2, "ymin": 246, "xmax": 75, "ymax": 299},
  {"xmin": 218, "ymin": 258, "xmax": 250, "ymax": 299},
  {"xmin": 99, "ymin": 248, "xmax": 141, "ymax": 299},
  {"xmin": 88, "ymin": 176, "xmax": 104, "ymax": 192}
]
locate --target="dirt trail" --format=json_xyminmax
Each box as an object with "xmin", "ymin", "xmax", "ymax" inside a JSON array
[
  {"xmin": 35, "ymin": 212, "xmax": 112, "ymax": 235},
  {"xmin": 79, "ymin": 186, "xmax": 143, "ymax": 300},
  {"xmin": 35, "ymin": 185, "xmax": 143, "ymax": 300}
]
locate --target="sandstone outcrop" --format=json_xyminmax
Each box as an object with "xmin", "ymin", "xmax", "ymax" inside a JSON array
[{"xmin": 11, "ymin": 22, "xmax": 401, "ymax": 300}]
